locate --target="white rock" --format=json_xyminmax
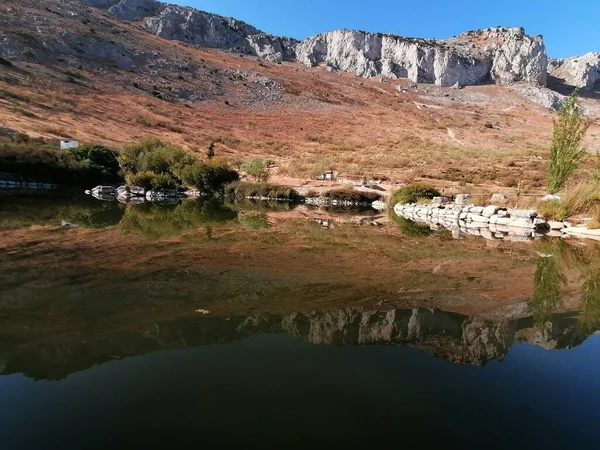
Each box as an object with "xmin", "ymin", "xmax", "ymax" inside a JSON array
[
  {"xmin": 482, "ymin": 205, "xmax": 499, "ymax": 218},
  {"xmin": 547, "ymin": 221, "xmax": 565, "ymax": 230},
  {"xmin": 549, "ymin": 52, "xmax": 600, "ymax": 92}
]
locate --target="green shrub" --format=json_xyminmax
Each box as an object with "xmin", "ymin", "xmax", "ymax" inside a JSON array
[
  {"xmin": 67, "ymin": 144, "xmax": 120, "ymax": 181},
  {"xmin": 239, "ymin": 212, "xmax": 270, "ymax": 230},
  {"xmin": 241, "ymin": 157, "xmax": 269, "ymax": 182},
  {"xmin": 322, "ymin": 188, "xmax": 381, "ymax": 203},
  {"xmin": 224, "ymin": 182, "xmax": 301, "ymax": 201},
  {"xmin": 389, "ymin": 214, "xmax": 433, "ymax": 238},
  {"xmin": 119, "ymin": 138, "xmax": 195, "ymax": 182},
  {"xmin": 0, "ymin": 135, "xmax": 121, "ymax": 187},
  {"xmin": 126, "ymin": 171, "xmax": 158, "ymax": 189},
  {"xmin": 547, "ymin": 93, "xmax": 590, "ymax": 193},
  {"xmin": 389, "ymin": 183, "xmax": 441, "ymax": 206},
  {"xmin": 150, "ymin": 173, "xmax": 177, "ymax": 190},
  {"xmin": 179, "ymin": 160, "xmax": 239, "ymax": 193}
]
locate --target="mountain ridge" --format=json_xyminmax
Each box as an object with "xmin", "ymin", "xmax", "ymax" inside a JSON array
[{"xmin": 80, "ymin": 0, "xmax": 599, "ymax": 91}]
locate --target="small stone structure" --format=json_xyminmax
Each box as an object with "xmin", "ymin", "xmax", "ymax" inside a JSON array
[{"xmin": 59, "ymin": 139, "xmax": 79, "ymax": 150}]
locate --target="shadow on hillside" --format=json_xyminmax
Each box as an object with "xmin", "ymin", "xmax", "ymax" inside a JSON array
[{"xmin": 547, "ymin": 75, "xmax": 600, "ymax": 100}]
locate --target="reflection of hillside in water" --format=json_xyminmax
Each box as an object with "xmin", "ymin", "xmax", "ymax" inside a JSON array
[{"xmin": 0, "ymin": 306, "xmax": 595, "ymax": 381}]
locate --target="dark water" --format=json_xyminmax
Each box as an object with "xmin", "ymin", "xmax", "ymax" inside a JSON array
[{"xmin": 1, "ymin": 192, "xmax": 600, "ymax": 449}]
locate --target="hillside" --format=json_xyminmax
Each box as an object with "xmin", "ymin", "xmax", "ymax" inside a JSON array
[{"xmin": 1, "ymin": 0, "xmax": 599, "ymax": 190}]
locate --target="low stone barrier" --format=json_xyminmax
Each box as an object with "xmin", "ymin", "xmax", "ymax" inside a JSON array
[
  {"xmin": 0, "ymin": 180, "xmax": 59, "ymax": 190},
  {"xmin": 305, "ymin": 197, "xmax": 375, "ymax": 207},
  {"xmin": 394, "ymin": 202, "xmax": 548, "ymax": 241},
  {"xmin": 88, "ymin": 185, "xmax": 185, "ymax": 203}
]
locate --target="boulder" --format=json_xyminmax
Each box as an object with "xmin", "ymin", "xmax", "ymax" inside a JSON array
[
  {"xmin": 455, "ymin": 194, "xmax": 472, "ymax": 205},
  {"xmin": 130, "ymin": 186, "xmax": 146, "ymax": 196},
  {"xmin": 548, "ymin": 221, "xmax": 566, "ymax": 230},
  {"xmin": 92, "ymin": 185, "xmax": 116, "ymax": 195},
  {"xmin": 490, "ymin": 194, "xmax": 509, "ymax": 203},
  {"xmin": 541, "ymin": 194, "xmax": 561, "ymax": 202},
  {"xmin": 508, "ymin": 209, "xmax": 537, "ymax": 219},
  {"xmin": 482, "ymin": 205, "xmax": 500, "ymax": 218}
]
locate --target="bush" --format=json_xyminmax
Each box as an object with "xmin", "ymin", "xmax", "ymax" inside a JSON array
[
  {"xmin": 119, "ymin": 138, "xmax": 195, "ymax": 184},
  {"xmin": 67, "ymin": 144, "xmax": 120, "ymax": 181},
  {"xmin": 241, "ymin": 157, "xmax": 269, "ymax": 182},
  {"xmin": 0, "ymin": 135, "xmax": 121, "ymax": 187},
  {"xmin": 321, "ymin": 188, "xmax": 381, "ymax": 203},
  {"xmin": 389, "ymin": 183, "xmax": 441, "ymax": 206},
  {"xmin": 547, "ymin": 93, "xmax": 590, "ymax": 193},
  {"xmin": 224, "ymin": 182, "xmax": 301, "ymax": 201},
  {"xmin": 179, "ymin": 160, "xmax": 239, "ymax": 193},
  {"xmin": 126, "ymin": 171, "xmax": 158, "ymax": 189},
  {"xmin": 390, "ymin": 215, "xmax": 434, "ymax": 238},
  {"xmin": 538, "ymin": 182, "xmax": 600, "ymax": 221},
  {"xmin": 151, "ymin": 173, "xmax": 177, "ymax": 190}
]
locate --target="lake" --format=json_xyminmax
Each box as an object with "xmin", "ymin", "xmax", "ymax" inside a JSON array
[{"xmin": 1, "ymin": 191, "xmax": 600, "ymax": 449}]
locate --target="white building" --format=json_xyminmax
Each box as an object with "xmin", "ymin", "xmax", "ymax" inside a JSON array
[{"xmin": 60, "ymin": 139, "xmax": 79, "ymax": 150}]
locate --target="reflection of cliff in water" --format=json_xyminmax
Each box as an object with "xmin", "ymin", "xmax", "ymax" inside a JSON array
[{"xmin": 0, "ymin": 306, "xmax": 592, "ymax": 381}]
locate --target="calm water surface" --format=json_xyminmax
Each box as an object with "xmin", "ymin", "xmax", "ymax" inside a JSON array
[{"xmin": 1, "ymin": 192, "xmax": 600, "ymax": 449}]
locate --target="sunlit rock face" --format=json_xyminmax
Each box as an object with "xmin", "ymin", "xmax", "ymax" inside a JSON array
[
  {"xmin": 81, "ymin": 1, "xmax": 548, "ymax": 87},
  {"xmin": 549, "ymin": 53, "xmax": 600, "ymax": 91},
  {"xmin": 296, "ymin": 27, "xmax": 547, "ymax": 87}
]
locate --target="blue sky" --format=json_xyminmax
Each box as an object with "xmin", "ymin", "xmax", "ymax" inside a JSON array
[{"xmin": 171, "ymin": 0, "xmax": 598, "ymax": 58}]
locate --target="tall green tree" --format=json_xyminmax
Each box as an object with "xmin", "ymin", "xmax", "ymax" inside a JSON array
[{"xmin": 547, "ymin": 93, "xmax": 590, "ymax": 193}]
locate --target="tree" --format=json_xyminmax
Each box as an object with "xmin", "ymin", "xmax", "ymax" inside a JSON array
[
  {"xmin": 67, "ymin": 144, "xmax": 120, "ymax": 181},
  {"xmin": 241, "ymin": 157, "xmax": 269, "ymax": 182},
  {"xmin": 207, "ymin": 142, "xmax": 215, "ymax": 160},
  {"xmin": 547, "ymin": 93, "xmax": 590, "ymax": 193}
]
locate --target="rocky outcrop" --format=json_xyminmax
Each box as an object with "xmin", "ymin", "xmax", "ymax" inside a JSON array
[
  {"xmin": 143, "ymin": 5, "xmax": 297, "ymax": 63},
  {"xmin": 296, "ymin": 27, "xmax": 547, "ymax": 87},
  {"xmin": 549, "ymin": 52, "xmax": 600, "ymax": 91},
  {"xmin": 108, "ymin": 0, "xmax": 162, "ymax": 21},
  {"xmin": 83, "ymin": 0, "xmax": 297, "ymax": 63},
  {"xmin": 80, "ymin": 0, "xmax": 120, "ymax": 7}
]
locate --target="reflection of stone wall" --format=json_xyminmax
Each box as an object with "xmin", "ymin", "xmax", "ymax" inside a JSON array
[
  {"xmin": 394, "ymin": 203, "xmax": 547, "ymax": 242},
  {"xmin": 0, "ymin": 307, "xmax": 590, "ymax": 380}
]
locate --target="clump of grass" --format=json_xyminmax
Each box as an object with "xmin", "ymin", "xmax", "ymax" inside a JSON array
[
  {"xmin": 321, "ymin": 188, "xmax": 381, "ymax": 203},
  {"xmin": 537, "ymin": 182, "xmax": 600, "ymax": 221},
  {"xmin": 389, "ymin": 183, "xmax": 441, "ymax": 206},
  {"xmin": 224, "ymin": 182, "xmax": 301, "ymax": 201}
]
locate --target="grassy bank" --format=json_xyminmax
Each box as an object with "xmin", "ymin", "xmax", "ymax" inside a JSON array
[
  {"xmin": 224, "ymin": 182, "xmax": 301, "ymax": 202},
  {"xmin": 0, "ymin": 135, "xmax": 121, "ymax": 187}
]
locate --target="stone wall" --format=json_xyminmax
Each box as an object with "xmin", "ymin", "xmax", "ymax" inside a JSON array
[{"xmin": 394, "ymin": 202, "xmax": 547, "ymax": 242}]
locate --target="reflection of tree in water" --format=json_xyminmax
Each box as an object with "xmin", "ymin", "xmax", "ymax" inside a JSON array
[
  {"xmin": 390, "ymin": 215, "xmax": 433, "ymax": 238},
  {"xmin": 0, "ymin": 192, "xmax": 125, "ymax": 230},
  {"xmin": 579, "ymin": 272, "xmax": 600, "ymax": 333},
  {"xmin": 532, "ymin": 254, "xmax": 566, "ymax": 327},
  {"xmin": 119, "ymin": 199, "xmax": 237, "ymax": 239},
  {"xmin": 238, "ymin": 212, "xmax": 270, "ymax": 230}
]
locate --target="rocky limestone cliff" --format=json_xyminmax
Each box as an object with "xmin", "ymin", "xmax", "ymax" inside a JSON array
[
  {"xmin": 80, "ymin": 1, "xmax": 549, "ymax": 88},
  {"xmin": 296, "ymin": 27, "xmax": 547, "ymax": 87},
  {"xmin": 549, "ymin": 52, "xmax": 600, "ymax": 91},
  {"xmin": 84, "ymin": 0, "xmax": 297, "ymax": 63}
]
